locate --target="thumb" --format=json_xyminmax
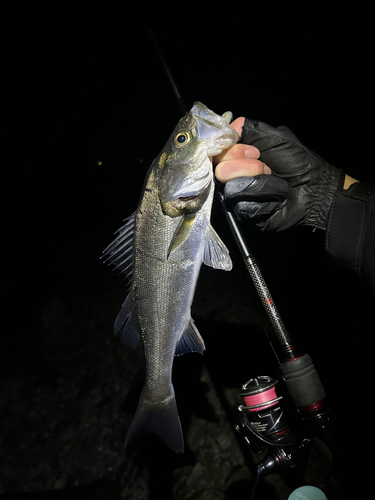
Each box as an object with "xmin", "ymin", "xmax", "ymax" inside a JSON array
[{"xmin": 230, "ymin": 117, "xmax": 245, "ymax": 137}]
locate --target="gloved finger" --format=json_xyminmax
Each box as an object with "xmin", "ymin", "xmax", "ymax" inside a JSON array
[
  {"xmin": 275, "ymin": 125, "xmax": 302, "ymax": 143},
  {"xmin": 240, "ymin": 119, "xmax": 303, "ymax": 149},
  {"xmin": 223, "ymin": 175, "xmax": 289, "ymax": 210},
  {"xmin": 234, "ymin": 200, "xmax": 282, "ymax": 221}
]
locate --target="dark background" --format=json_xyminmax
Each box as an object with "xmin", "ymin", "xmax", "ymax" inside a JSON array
[{"xmin": 1, "ymin": 1, "xmax": 374, "ymax": 498}]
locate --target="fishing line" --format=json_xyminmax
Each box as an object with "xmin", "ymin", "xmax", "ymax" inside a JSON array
[
  {"xmin": 237, "ymin": 376, "xmax": 293, "ymax": 446},
  {"xmin": 241, "ymin": 387, "xmax": 279, "ymax": 412},
  {"xmin": 239, "ymin": 376, "xmax": 282, "ymax": 413}
]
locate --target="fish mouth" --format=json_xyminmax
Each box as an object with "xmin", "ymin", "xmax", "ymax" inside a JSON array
[{"xmin": 191, "ymin": 102, "xmax": 239, "ymax": 155}]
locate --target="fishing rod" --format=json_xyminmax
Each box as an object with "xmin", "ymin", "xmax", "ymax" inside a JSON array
[
  {"xmin": 148, "ymin": 30, "xmax": 293, "ymax": 354},
  {"xmin": 148, "ymin": 30, "xmax": 348, "ymax": 498}
]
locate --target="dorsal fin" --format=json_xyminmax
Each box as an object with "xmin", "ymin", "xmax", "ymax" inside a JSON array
[{"xmin": 102, "ymin": 212, "xmax": 135, "ymax": 285}]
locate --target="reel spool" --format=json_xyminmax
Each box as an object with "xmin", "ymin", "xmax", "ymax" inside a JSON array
[{"xmin": 239, "ymin": 375, "xmax": 289, "ymax": 446}]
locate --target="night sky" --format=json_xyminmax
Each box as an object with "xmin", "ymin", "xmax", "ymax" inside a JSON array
[{"xmin": 1, "ymin": 0, "xmax": 374, "ymax": 395}]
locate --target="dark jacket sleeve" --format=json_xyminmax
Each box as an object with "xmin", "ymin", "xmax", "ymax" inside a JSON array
[{"xmin": 325, "ymin": 181, "xmax": 375, "ymax": 295}]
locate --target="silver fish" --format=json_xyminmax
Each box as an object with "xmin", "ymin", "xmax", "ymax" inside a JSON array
[{"xmin": 103, "ymin": 102, "xmax": 239, "ymax": 453}]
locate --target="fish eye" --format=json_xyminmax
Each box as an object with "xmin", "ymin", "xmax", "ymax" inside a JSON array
[{"xmin": 174, "ymin": 131, "xmax": 191, "ymax": 148}]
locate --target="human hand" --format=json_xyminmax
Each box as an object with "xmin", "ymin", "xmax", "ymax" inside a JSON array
[
  {"xmin": 214, "ymin": 118, "xmax": 271, "ymax": 182},
  {"xmin": 216, "ymin": 118, "xmax": 345, "ymax": 231}
]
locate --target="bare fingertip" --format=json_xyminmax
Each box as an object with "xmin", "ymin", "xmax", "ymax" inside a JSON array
[{"xmin": 264, "ymin": 164, "xmax": 272, "ymax": 175}]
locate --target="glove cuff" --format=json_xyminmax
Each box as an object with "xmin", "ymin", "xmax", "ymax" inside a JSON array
[{"xmin": 309, "ymin": 165, "xmax": 345, "ymax": 230}]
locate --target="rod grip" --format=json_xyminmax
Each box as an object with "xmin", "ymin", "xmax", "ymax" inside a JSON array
[{"xmin": 280, "ymin": 354, "xmax": 326, "ymax": 407}]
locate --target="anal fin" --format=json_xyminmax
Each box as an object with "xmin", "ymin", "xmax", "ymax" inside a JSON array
[
  {"xmin": 175, "ymin": 318, "xmax": 205, "ymax": 356},
  {"xmin": 114, "ymin": 294, "xmax": 141, "ymax": 348}
]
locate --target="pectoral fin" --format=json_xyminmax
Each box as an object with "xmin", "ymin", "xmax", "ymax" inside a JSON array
[
  {"xmin": 167, "ymin": 214, "xmax": 196, "ymax": 258},
  {"xmin": 203, "ymin": 225, "xmax": 232, "ymax": 271}
]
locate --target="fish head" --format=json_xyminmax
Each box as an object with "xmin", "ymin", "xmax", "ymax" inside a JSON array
[{"xmin": 158, "ymin": 102, "xmax": 239, "ymax": 217}]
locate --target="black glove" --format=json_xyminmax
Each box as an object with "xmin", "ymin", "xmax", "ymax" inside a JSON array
[{"xmin": 224, "ymin": 119, "xmax": 345, "ymax": 231}]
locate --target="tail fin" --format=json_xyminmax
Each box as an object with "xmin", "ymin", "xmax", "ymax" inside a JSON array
[{"xmin": 125, "ymin": 387, "xmax": 184, "ymax": 453}]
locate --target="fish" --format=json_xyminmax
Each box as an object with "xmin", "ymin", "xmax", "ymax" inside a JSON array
[{"xmin": 102, "ymin": 102, "xmax": 239, "ymax": 453}]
